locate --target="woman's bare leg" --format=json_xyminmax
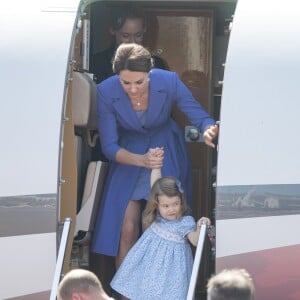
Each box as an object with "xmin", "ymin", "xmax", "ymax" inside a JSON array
[{"xmin": 116, "ymin": 200, "xmax": 142, "ymax": 269}]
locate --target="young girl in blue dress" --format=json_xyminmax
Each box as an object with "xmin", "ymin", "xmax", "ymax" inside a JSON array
[{"xmin": 111, "ymin": 148, "xmax": 211, "ymax": 300}]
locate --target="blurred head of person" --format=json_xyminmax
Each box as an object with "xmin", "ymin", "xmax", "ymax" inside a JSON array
[
  {"xmin": 110, "ymin": 5, "xmax": 146, "ymax": 45},
  {"xmin": 57, "ymin": 269, "xmax": 112, "ymax": 300},
  {"xmin": 207, "ymin": 268, "xmax": 255, "ymax": 300}
]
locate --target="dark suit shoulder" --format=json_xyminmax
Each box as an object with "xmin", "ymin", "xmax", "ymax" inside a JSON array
[
  {"xmin": 90, "ymin": 46, "xmax": 115, "ymax": 83},
  {"xmin": 152, "ymin": 55, "xmax": 169, "ymax": 70}
]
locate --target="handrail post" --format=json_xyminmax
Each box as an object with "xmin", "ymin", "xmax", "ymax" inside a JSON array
[
  {"xmin": 186, "ymin": 224, "xmax": 207, "ymax": 300},
  {"xmin": 49, "ymin": 217, "xmax": 72, "ymax": 300}
]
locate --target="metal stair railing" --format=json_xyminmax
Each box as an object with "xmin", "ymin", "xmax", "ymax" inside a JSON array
[
  {"xmin": 186, "ymin": 223, "xmax": 207, "ymax": 300},
  {"xmin": 49, "ymin": 217, "xmax": 72, "ymax": 300}
]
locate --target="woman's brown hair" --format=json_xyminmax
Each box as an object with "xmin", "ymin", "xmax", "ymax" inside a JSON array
[{"xmin": 112, "ymin": 43, "xmax": 153, "ymax": 74}]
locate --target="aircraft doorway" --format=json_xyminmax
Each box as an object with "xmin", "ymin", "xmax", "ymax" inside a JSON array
[{"xmin": 59, "ymin": 1, "xmax": 236, "ymax": 298}]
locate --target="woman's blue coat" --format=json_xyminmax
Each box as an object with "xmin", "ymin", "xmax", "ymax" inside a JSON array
[{"xmin": 91, "ymin": 69, "xmax": 215, "ymax": 256}]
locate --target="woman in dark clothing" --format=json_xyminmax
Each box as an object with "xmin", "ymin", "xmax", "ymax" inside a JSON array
[{"xmin": 90, "ymin": 5, "xmax": 168, "ymax": 83}]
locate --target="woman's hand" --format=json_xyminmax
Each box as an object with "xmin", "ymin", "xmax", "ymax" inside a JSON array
[
  {"xmin": 144, "ymin": 147, "xmax": 164, "ymax": 169},
  {"xmin": 203, "ymin": 124, "xmax": 219, "ymax": 148}
]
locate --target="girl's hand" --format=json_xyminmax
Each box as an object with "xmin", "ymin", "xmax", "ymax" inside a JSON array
[
  {"xmin": 149, "ymin": 147, "xmax": 164, "ymax": 158},
  {"xmin": 197, "ymin": 217, "xmax": 211, "ymax": 227},
  {"xmin": 203, "ymin": 125, "xmax": 219, "ymax": 148},
  {"xmin": 188, "ymin": 216, "xmax": 211, "ymax": 247}
]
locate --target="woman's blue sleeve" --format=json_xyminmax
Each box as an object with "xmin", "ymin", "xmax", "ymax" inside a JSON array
[
  {"xmin": 173, "ymin": 72, "xmax": 216, "ymax": 133},
  {"xmin": 96, "ymin": 86, "xmax": 121, "ymax": 160}
]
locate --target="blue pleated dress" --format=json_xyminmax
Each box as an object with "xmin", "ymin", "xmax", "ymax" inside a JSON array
[{"xmin": 110, "ymin": 214, "xmax": 196, "ymax": 300}]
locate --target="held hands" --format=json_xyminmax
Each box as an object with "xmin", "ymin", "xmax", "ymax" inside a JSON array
[
  {"xmin": 203, "ymin": 124, "xmax": 219, "ymax": 148},
  {"xmin": 144, "ymin": 147, "xmax": 164, "ymax": 169}
]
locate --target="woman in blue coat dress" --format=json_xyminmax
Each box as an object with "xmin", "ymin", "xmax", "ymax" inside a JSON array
[{"xmin": 91, "ymin": 43, "xmax": 218, "ymax": 269}]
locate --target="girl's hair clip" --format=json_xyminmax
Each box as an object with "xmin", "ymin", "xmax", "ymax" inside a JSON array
[{"xmin": 175, "ymin": 179, "xmax": 184, "ymax": 194}]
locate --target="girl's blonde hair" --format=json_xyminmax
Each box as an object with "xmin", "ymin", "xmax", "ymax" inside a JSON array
[{"xmin": 142, "ymin": 176, "xmax": 189, "ymax": 226}]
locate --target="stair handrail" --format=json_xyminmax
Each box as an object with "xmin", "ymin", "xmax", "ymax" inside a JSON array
[
  {"xmin": 186, "ymin": 223, "xmax": 207, "ymax": 300},
  {"xmin": 49, "ymin": 217, "xmax": 72, "ymax": 300}
]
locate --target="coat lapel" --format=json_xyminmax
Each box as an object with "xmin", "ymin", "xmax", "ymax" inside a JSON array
[{"xmin": 145, "ymin": 71, "xmax": 168, "ymax": 127}]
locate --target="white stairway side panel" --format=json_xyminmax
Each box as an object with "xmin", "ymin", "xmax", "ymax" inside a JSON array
[
  {"xmin": 217, "ymin": 0, "xmax": 300, "ymax": 186},
  {"xmin": 0, "ymin": 233, "xmax": 56, "ymax": 299},
  {"xmin": 216, "ymin": 215, "xmax": 300, "ymax": 258}
]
